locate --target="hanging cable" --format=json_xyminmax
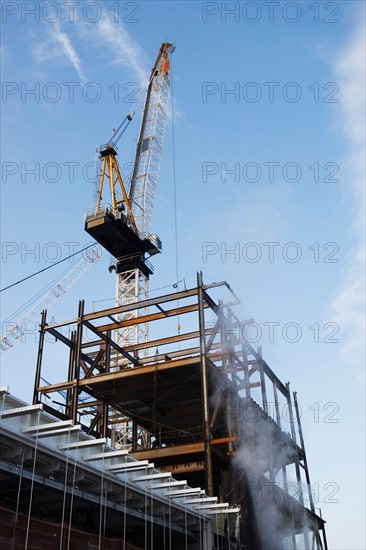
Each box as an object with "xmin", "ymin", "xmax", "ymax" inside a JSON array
[
  {"xmin": 0, "ymin": 243, "xmax": 97, "ymax": 293},
  {"xmin": 170, "ymin": 55, "xmax": 181, "ymax": 339},
  {"xmin": 2, "ymin": 260, "xmax": 76, "ymax": 323},
  {"xmin": 98, "ymin": 449, "xmax": 105, "ymax": 550},
  {"xmin": 123, "ymin": 460, "xmax": 127, "ymax": 550},
  {"xmin": 168, "ymin": 484, "xmax": 172, "ymax": 550},
  {"xmin": 24, "ymin": 411, "xmax": 41, "ymax": 550},
  {"xmin": 184, "ymin": 491, "xmax": 188, "ymax": 550},
  {"xmin": 60, "ymin": 427, "xmax": 72, "ymax": 550},
  {"xmin": 67, "ymin": 431, "xmax": 80, "ymax": 550},
  {"xmin": 12, "ymin": 443, "xmax": 25, "ymax": 547},
  {"xmin": 144, "ymin": 465, "xmax": 148, "ymax": 550}
]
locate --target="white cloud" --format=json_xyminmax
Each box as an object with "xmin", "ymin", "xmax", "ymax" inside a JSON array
[
  {"xmin": 33, "ymin": 23, "xmax": 86, "ymax": 82},
  {"xmin": 94, "ymin": 16, "xmax": 148, "ymax": 88},
  {"xmin": 51, "ymin": 22, "xmax": 86, "ymax": 82},
  {"xmin": 327, "ymin": 20, "xmax": 366, "ymax": 374},
  {"xmin": 90, "ymin": 17, "xmax": 185, "ymax": 124}
]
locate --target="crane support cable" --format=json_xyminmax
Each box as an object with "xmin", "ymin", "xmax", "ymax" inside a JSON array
[
  {"xmin": 0, "ymin": 243, "xmax": 98, "ymax": 293},
  {"xmin": 170, "ymin": 55, "xmax": 179, "ymax": 290},
  {"xmin": 2, "ymin": 262, "xmax": 83, "ymax": 323}
]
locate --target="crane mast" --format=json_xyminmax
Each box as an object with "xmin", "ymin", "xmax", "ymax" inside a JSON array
[
  {"xmin": 84, "ymin": 42, "xmax": 174, "ymax": 361},
  {"xmin": 115, "ymin": 42, "xmax": 174, "ymax": 354}
]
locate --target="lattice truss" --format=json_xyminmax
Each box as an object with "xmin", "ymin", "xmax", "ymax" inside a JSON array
[
  {"xmin": 113, "ymin": 267, "xmax": 149, "ymax": 447},
  {"xmin": 0, "ymin": 246, "xmax": 101, "ymax": 353},
  {"xmin": 114, "ymin": 268, "xmax": 149, "ymax": 353},
  {"xmin": 129, "ymin": 69, "xmax": 170, "ymax": 235}
]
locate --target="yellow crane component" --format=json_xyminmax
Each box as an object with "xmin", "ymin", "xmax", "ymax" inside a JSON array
[{"xmin": 95, "ymin": 138, "xmax": 138, "ymax": 234}]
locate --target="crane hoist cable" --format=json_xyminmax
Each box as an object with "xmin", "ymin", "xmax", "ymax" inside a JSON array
[{"xmin": 0, "ymin": 243, "xmax": 98, "ymax": 294}]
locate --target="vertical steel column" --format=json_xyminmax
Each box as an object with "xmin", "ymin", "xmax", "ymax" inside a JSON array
[
  {"xmin": 105, "ymin": 332, "xmax": 111, "ymax": 440},
  {"xmin": 258, "ymin": 346, "xmax": 268, "ymax": 415},
  {"xmin": 102, "ymin": 402, "xmax": 108, "ymax": 439},
  {"xmin": 132, "ymin": 418, "xmax": 138, "ymax": 452},
  {"xmin": 318, "ymin": 509, "xmax": 329, "ymax": 550},
  {"xmin": 32, "ymin": 309, "xmax": 47, "ymax": 405},
  {"xmin": 71, "ymin": 300, "xmax": 84, "ymax": 425},
  {"xmin": 223, "ymin": 307, "xmax": 235, "ymax": 455},
  {"xmin": 293, "ymin": 391, "xmax": 324, "ymax": 549},
  {"xmin": 258, "ymin": 346, "xmax": 275, "ymax": 486},
  {"xmin": 286, "ymin": 383, "xmax": 310, "ymax": 550},
  {"xmin": 273, "ymin": 381, "xmax": 296, "ymax": 547},
  {"xmin": 66, "ymin": 331, "xmax": 76, "ymax": 419},
  {"xmin": 242, "ymin": 344, "xmax": 251, "ymax": 399},
  {"xmin": 197, "ymin": 271, "xmax": 213, "ymax": 496}
]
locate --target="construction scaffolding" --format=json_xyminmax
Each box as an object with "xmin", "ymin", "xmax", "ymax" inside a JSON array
[{"xmin": 30, "ymin": 272, "xmax": 327, "ymax": 549}]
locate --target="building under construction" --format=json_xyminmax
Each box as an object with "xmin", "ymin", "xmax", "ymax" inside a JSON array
[{"xmin": 0, "ymin": 43, "xmax": 327, "ymax": 549}]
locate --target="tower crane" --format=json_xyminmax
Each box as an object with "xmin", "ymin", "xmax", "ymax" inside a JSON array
[
  {"xmin": 85, "ymin": 42, "xmax": 175, "ymax": 354},
  {"xmin": 0, "ymin": 245, "xmax": 101, "ymax": 353}
]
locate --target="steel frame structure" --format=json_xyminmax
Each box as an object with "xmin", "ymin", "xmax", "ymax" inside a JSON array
[{"xmin": 32, "ymin": 272, "xmax": 327, "ymax": 549}]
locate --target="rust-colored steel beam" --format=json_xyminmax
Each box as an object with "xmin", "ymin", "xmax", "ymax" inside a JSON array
[
  {"xmin": 123, "ymin": 328, "xmax": 213, "ymax": 353},
  {"xmin": 210, "ymin": 436, "xmax": 236, "ymax": 445},
  {"xmin": 80, "ymin": 328, "xmax": 214, "ymax": 353},
  {"xmin": 38, "ymin": 380, "xmax": 75, "ymax": 393},
  {"xmin": 83, "ymin": 348, "xmax": 105, "ymax": 378},
  {"xmin": 159, "ymin": 462, "xmax": 205, "ymax": 474},
  {"xmin": 140, "ymin": 341, "xmax": 223, "ymax": 366},
  {"xmin": 84, "ymin": 286, "xmax": 200, "ymax": 321},
  {"xmin": 131, "ymin": 438, "xmax": 235, "ymax": 463},
  {"xmin": 83, "ymin": 319, "xmax": 138, "ymax": 364},
  {"xmin": 78, "ymin": 356, "xmax": 201, "ymax": 385},
  {"xmin": 131, "ymin": 441, "xmax": 206, "ymax": 460},
  {"xmin": 96, "ymin": 302, "xmax": 209, "ymax": 332},
  {"xmin": 42, "ymin": 280, "xmax": 233, "ymax": 331},
  {"xmin": 38, "ymin": 355, "xmax": 202, "ymax": 395}
]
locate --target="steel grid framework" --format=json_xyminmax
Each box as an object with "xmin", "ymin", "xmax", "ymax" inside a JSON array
[{"xmin": 32, "ymin": 272, "xmax": 327, "ymax": 550}]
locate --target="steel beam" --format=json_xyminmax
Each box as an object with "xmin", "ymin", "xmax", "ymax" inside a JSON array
[{"xmin": 96, "ymin": 302, "xmax": 209, "ymax": 332}]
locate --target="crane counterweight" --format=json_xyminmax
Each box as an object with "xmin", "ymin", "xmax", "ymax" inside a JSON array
[{"xmin": 85, "ymin": 205, "xmax": 161, "ymax": 271}]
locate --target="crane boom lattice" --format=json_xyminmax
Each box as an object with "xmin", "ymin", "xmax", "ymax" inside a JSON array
[
  {"xmin": 129, "ymin": 42, "xmax": 174, "ymax": 235},
  {"xmin": 0, "ymin": 245, "xmax": 101, "ymax": 353}
]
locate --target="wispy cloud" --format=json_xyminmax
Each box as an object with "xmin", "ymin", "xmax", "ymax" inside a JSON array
[
  {"xmin": 327, "ymin": 20, "xmax": 366, "ymax": 374},
  {"xmin": 91, "ymin": 17, "xmax": 185, "ymax": 123},
  {"xmin": 51, "ymin": 22, "xmax": 86, "ymax": 81},
  {"xmin": 94, "ymin": 16, "xmax": 148, "ymax": 88},
  {"xmin": 33, "ymin": 23, "xmax": 86, "ymax": 82}
]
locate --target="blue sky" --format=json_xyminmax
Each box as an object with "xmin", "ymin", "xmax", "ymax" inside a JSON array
[{"xmin": 1, "ymin": 1, "xmax": 365, "ymax": 547}]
